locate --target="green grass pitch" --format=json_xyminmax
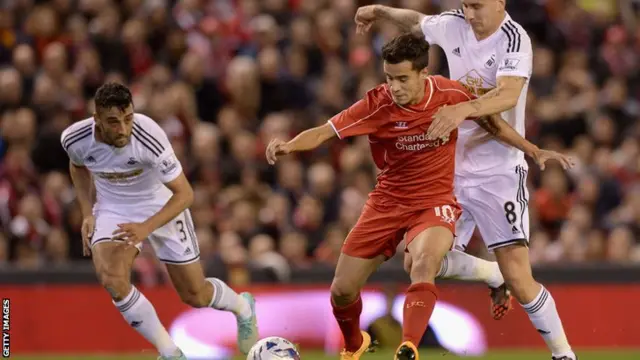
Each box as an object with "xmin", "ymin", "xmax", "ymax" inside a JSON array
[{"xmin": 9, "ymin": 349, "xmax": 640, "ymax": 359}]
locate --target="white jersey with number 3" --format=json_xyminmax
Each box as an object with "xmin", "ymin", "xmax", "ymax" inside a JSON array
[
  {"xmin": 60, "ymin": 113, "xmax": 183, "ymax": 215},
  {"xmin": 420, "ymin": 9, "xmax": 533, "ymax": 187}
]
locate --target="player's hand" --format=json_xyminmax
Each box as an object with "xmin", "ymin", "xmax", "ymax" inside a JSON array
[
  {"xmin": 112, "ymin": 222, "xmax": 152, "ymax": 247},
  {"xmin": 530, "ymin": 149, "xmax": 576, "ymax": 171},
  {"xmin": 354, "ymin": 5, "xmax": 378, "ymax": 34},
  {"xmin": 265, "ymin": 138, "xmax": 290, "ymax": 165},
  {"xmin": 81, "ymin": 215, "xmax": 95, "ymax": 256},
  {"xmin": 427, "ymin": 105, "xmax": 468, "ymax": 140}
]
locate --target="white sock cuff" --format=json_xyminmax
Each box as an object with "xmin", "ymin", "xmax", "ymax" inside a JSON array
[
  {"xmin": 523, "ymin": 286, "xmax": 550, "ymax": 314},
  {"xmin": 437, "ymin": 252, "xmax": 449, "ymax": 277},
  {"xmin": 206, "ymin": 278, "xmax": 223, "ymax": 308},
  {"xmin": 114, "ymin": 286, "xmax": 141, "ymax": 313}
]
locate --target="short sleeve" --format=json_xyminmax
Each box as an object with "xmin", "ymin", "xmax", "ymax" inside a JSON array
[
  {"xmin": 63, "ymin": 141, "xmax": 85, "ymax": 166},
  {"xmin": 497, "ymin": 24, "xmax": 533, "ymax": 79},
  {"xmin": 60, "ymin": 122, "xmax": 92, "ymax": 166},
  {"xmin": 420, "ymin": 10, "xmax": 465, "ymax": 46},
  {"xmin": 327, "ymin": 87, "xmax": 392, "ymax": 139},
  {"xmin": 155, "ymin": 152, "xmax": 182, "ymax": 183},
  {"xmin": 133, "ymin": 115, "xmax": 183, "ymax": 183}
]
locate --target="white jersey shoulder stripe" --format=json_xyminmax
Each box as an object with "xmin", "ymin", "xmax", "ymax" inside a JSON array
[
  {"xmin": 131, "ymin": 121, "xmax": 165, "ymax": 157},
  {"xmin": 441, "ymin": 9, "xmax": 465, "ymax": 20},
  {"xmin": 501, "ymin": 21, "xmax": 522, "ymax": 53},
  {"xmin": 61, "ymin": 122, "xmax": 92, "ymax": 151},
  {"xmin": 132, "ymin": 128, "xmax": 161, "ymax": 157}
]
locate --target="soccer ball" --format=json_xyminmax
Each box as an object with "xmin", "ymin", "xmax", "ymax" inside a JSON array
[{"xmin": 247, "ymin": 336, "xmax": 301, "ymax": 360}]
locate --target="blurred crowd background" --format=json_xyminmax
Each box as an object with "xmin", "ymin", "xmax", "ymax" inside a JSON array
[{"xmin": 1, "ymin": 0, "xmax": 640, "ymax": 284}]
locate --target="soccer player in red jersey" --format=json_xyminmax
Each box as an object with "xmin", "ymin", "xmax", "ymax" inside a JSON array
[{"xmin": 266, "ymin": 34, "xmax": 571, "ymax": 360}]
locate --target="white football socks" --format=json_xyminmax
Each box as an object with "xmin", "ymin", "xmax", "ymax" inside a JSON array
[
  {"xmin": 522, "ymin": 286, "xmax": 575, "ymax": 359},
  {"xmin": 206, "ymin": 277, "xmax": 252, "ymax": 320},
  {"xmin": 114, "ymin": 286, "xmax": 180, "ymax": 358},
  {"xmin": 437, "ymin": 250, "xmax": 505, "ymax": 288}
]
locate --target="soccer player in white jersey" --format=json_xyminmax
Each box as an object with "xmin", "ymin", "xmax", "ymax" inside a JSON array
[
  {"xmin": 61, "ymin": 83, "xmax": 259, "ymax": 360},
  {"xmin": 355, "ymin": 1, "xmax": 576, "ymax": 360}
]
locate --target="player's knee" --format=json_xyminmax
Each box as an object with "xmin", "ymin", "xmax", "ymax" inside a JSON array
[
  {"xmin": 97, "ymin": 272, "xmax": 131, "ymax": 300},
  {"xmin": 496, "ymin": 250, "xmax": 537, "ymax": 301},
  {"xmin": 409, "ymin": 253, "xmax": 440, "ymax": 283},
  {"xmin": 330, "ymin": 278, "xmax": 359, "ymax": 306},
  {"xmin": 403, "ymin": 254, "xmax": 413, "ymax": 274}
]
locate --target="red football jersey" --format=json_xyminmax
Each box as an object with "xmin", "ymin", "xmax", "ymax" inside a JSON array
[{"xmin": 328, "ymin": 75, "xmax": 477, "ymax": 208}]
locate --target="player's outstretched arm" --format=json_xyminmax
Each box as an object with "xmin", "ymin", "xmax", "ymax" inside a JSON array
[
  {"xmin": 69, "ymin": 162, "xmax": 95, "ymax": 218},
  {"xmin": 474, "ymin": 115, "xmax": 575, "ymax": 170},
  {"xmin": 266, "ymin": 123, "xmax": 336, "ymax": 165},
  {"xmin": 355, "ymin": 5, "xmax": 425, "ymax": 35}
]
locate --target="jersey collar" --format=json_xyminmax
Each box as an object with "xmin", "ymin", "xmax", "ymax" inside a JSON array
[{"xmin": 387, "ymin": 77, "xmax": 435, "ymax": 113}]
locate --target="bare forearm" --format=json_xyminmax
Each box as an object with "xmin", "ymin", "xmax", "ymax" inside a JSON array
[
  {"xmin": 69, "ymin": 163, "xmax": 95, "ymax": 217},
  {"xmin": 373, "ymin": 5, "xmax": 424, "ymax": 33},
  {"xmin": 476, "ymin": 115, "xmax": 538, "ymax": 157},
  {"xmin": 143, "ymin": 191, "xmax": 193, "ymax": 231},
  {"xmin": 283, "ymin": 127, "xmax": 333, "ymax": 153},
  {"xmin": 459, "ymin": 87, "xmax": 519, "ymax": 118}
]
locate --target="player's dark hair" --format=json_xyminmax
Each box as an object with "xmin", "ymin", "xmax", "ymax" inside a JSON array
[
  {"xmin": 94, "ymin": 82, "xmax": 133, "ymax": 111},
  {"xmin": 381, "ymin": 34, "xmax": 430, "ymax": 71}
]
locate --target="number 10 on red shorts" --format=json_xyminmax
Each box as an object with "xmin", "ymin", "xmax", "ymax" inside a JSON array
[{"xmin": 341, "ymin": 200, "xmax": 461, "ymax": 259}]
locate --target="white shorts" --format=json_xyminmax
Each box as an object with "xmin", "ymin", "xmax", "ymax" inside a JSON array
[
  {"xmin": 454, "ymin": 165, "xmax": 530, "ymax": 252},
  {"xmin": 91, "ymin": 209, "xmax": 200, "ymax": 265}
]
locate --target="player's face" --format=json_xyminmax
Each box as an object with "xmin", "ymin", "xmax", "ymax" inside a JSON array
[
  {"xmin": 94, "ymin": 104, "xmax": 134, "ymax": 148},
  {"xmin": 462, "ymin": 0, "xmax": 505, "ymax": 34},
  {"xmin": 383, "ymin": 61, "xmax": 426, "ymax": 106}
]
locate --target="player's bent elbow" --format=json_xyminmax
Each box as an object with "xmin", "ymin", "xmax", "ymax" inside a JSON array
[
  {"xmin": 166, "ymin": 174, "xmax": 194, "ymax": 208},
  {"xmin": 181, "ymin": 186, "xmax": 194, "ymax": 208},
  {"xmin": 505, "ymin": 94, "xmax": 519, "ymax": 109},
  {"xmin": 499, "ymin": 81, "xmax": 525, "ymax": 109}
]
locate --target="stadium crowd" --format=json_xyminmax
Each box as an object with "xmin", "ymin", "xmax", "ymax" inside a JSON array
[{"xmin": 1, "ymin": 0, "xmax": 640, "ymax": 282}]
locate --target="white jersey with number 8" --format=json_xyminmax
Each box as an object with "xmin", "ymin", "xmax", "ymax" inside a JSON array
[{"xmin": 420, "ymin": 9, "xmax": 533, "ymax": 250}]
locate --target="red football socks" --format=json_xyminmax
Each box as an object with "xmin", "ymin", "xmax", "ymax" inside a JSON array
[
  {"xmin": 403, "ymin": 282, "xmax": 439, "ymax": 345},
  {"xmin": 332, "ymin": 295, "xmax": 364, "ymax": 352}
]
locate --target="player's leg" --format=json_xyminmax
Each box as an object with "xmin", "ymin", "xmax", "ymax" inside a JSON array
[
  {"xmin": 91, "ymin": 215, "xmax": 183, "ymax": 359},
  {"xmin": 333, "ymin": 200, "xmax": 401, "ymax": 359},
  {"xmin": 150, "ymin": 210, "xmax": 257, "ymax": 354},
  {"xmin": 446, "ymin": 188, "xmax": 512, "ymax": 319},
  {"xmin": 494, "ymin": 245, "xmax": 575, "ymax": 360},
  {"xmin": 472, "ymin": 166, "xmax": 575, "ymax": 359},
  {"xmin": 437, "ymin": 210, "xmax": 505, "ymax": 288},
  {"xmin": 396, "ymin": 205, "xmax": 458, "ymax": 360},
  {"xmin": 403, "ymin": 206, "xmax": 511, "ymax": 320},
  {"xmin": 331, "ymin": 252, "xmax": 385, "ymax": 358},
  {"xmin": 163, "ymin": 261, "xmax": 258, "ymax": 353}
]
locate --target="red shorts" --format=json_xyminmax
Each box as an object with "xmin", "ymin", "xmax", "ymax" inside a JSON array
[{"xmin": 341, "ymin": 199, "xmax": 461, "ymax": 259}]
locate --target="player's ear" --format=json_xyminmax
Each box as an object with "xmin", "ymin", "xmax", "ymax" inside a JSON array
[{"xmin": 419, "ymin": 68, "xmax": 429, "ymax": 79}]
